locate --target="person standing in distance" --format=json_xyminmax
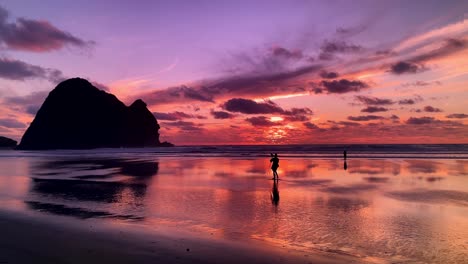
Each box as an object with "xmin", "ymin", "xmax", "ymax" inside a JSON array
[{"xmin": 270, "ymin": 153, "xmax": 279, "ymax": 179}]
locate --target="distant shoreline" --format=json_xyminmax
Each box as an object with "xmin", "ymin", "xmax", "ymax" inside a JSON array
[{"xmin": 1, "ymin": 144, "xmax": 467, "ymax": 159}]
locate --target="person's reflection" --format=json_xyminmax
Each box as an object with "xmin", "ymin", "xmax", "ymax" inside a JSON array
[
  {"xmin": 271, "ymin": 179, "xmax": 280, "ymax": 207},
  {"xmin": 344, "ymin": 161, "xmax": 348, "ymax": 170}
]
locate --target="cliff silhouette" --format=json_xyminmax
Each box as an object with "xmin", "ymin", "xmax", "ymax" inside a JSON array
[{"xmin": 18, "ymin": 78, "xmax": 171, "ymax": 150}]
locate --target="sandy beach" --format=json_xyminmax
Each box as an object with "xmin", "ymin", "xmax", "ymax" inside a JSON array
[
  {"xmin": 1, "ymin": 150, "xmax": 467, "ymax": 263},
  {"xmin": 0, "ymin": 209, "xmax": 365, "ymax": 264}
]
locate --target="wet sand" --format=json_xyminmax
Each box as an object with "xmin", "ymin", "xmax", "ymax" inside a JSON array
[
  {"xmin": 0, "ymin": 209, "xmax": 366, "ymax": 264},
  {"xmin": 1, "ymin": 153, "xmax": 467, "ymax": 263}
]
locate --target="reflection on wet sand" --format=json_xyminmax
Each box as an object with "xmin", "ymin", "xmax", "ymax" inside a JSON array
[
  {"xmin": 26, "ymin": 201, "xmax": 144, "ymax": 220},
  {"xmin": 26, "ymin": 158, "xmax": 159, "ymax": 220},
  {"xmin": 405, "ymin": 160, "xmax": 440, "ymax": 174},
  {"xmin": 270, "ymin": 179, "xmax": 279, "ymax": 207}
]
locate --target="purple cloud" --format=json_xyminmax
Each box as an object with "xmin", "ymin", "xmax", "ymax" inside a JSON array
[
  {"xmin": 318, "ymin": 40, "xmax": 363, "ymax": 60},
  {"xmin": 348, "ymin": 115, "xmax": 385, "ymax": 121},
  {"xmin": 0, "ymin": 118, "xmax": 26, "ymax": 128},
  {"xmin": 320, "ymin": 40, "xmax": 362, "ymax": 53},
  {"xmin": 222, "ymin": 98, "xmax": 284, "ymax": 114},
  {"xmin": 399, "ymin": 99, "xmax": 416, "ymax": 105},
  {"xmin": 446, "ymin": 113, "xmax": 468, "ymax": 119},
  {"xmin": 355, "ymin": 95, "xmax": 394, "ymax": 106},
  {"xmin": 398, "ymin": 95, "xmax": 423, "ymax": 105},
  {"xmin": 337, "ymin": 121, "xmax": 361, "ymax": 127},
  {"xmin": 210, "ymin": 110, "xmax": 235, "ymax": 119},
  {"xmin": 316, "ymin": 79, "xmax": 369, "ymax": 94},
  {"xmin": 409, "ymin": 38, "xmax": 467, "ymax": 63},
  {"xmin": 423, "ymin": 105, "xmax": 443, "ymax": 112},
  {"xmin": 162, "ymin": 121, "xmax": 204, "ymax": 131},
  {"xmin": 303, "ymin": 122, "xmax": 321, "ymax": 130},
  {"xmin": 406, "ymin": 116, "xmax": 435, "ymax": 125},
  {"xmin": 153, "ymin": 111, "xmax": 205, "ymax": 121},
  {"xmin": 0, "ymin": 57, "xmax": 64, "ymax": 82},
  {"xmin": 271, "ymin": 46, "xmax": 303, "ymax": 60},
  {"xmin": 390, "ymin": 61, "xmax": 425, "ymax": 74},
  {"xmin": 245, "ymin": 116, "xmax": 277, "ymax": 126},
  {"xmin": 282, "ymin": 107, "xmax": 313, "ymax": 122},
  {"xmin": 319, "ymin": 71, "xmax": 339, "ymax": 79},
  {"xmin": 361, "ymin": 106, "xmax": 388, "ymax": 113},
  {"xmin": 0, "ymin": 5, "xmax": 94, "ymax": 52}
]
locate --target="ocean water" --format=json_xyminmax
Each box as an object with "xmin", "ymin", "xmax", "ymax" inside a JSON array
[{"xmin": 0, "ymin": 144, "xmax": 467, "ymax": 263}]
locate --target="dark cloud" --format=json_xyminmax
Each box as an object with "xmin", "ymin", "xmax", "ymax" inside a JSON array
[
  {"xmin": 446, "ymin": 113, "xmax": 468, "ymax": 119},
  {"xmin": 0, "ymin": 118, "xmax": 26, "ymax": 128},
  {"xmin": 406, "ymin": 116, "xmax": 435, "ymax": 125},
  {"xmin": 153, "ymin": 111, "xmax": 200, "ymax": 121},
  {"xmin": 327, "ymin": 120, "xmax": 363, "ymax": 128},
  {"xmin": 222, "ymin": 98, "xmax": 284, "ymax": 114},
  {"xmin": 144, "ymin": 85, "xmax": 214, "ymax": 105},
  {"xmin": 409, "ymin": 38, "xmax": 467, "ymax": 64},
  {"xmin": 423, "ymin": 105, "xmax": 443, "ymax": 113},
  {"xmin": 162, "ymin": 121, "xmax": 204, "ymax": 131},
  {"xmin": 348, "ymin": 115, "xmax": 385, "ymax": 121},
  {"xmin": 282, "ymin": 107, "xmax": 313, "ymax": 121},
  {"xmin": 0, "ymin": 57, "xmax": 64, "ymax": 82},
  {"xmin": 221, "ymin": 98, "xmax": 313, "ymax": 122},
  {"xmin": 405, "ymin": 116, "xmax": 463, "ymax": 127},
  {"xmin": 283, "ymin": 108, "xmax": 313, "ymax": 116},
  {"xmin": 3, "ymin": 90, "xmax": 48, "ymax": 115},
  {"xmin": 0, "ymin": 5, "xmax": 94, "ymax": 52},
  {"xmin": 398, "ymin": 99, "xmax": 416, "ymax": 105},
  {"xmin": 4, "ymin": 91, "xmax": 48, "ymax": 105},
  {"xmin": 320, "ymin": 40, "xmax": 362, "ymax": 53},
  {"xmin": 398, "ymin": 95, "xmax": 423, "ymax": 105},
  {"xmin": 337, "ymin": 121, "xmax": 361, "ymax": 127},
  {"xmin": 361, "ymin": 106, "xmax": 388, "ymax": 113},
  {"xmin": 271, "ymin": 46, "xmax": 303, "ymax": 60},
  {"xmin": 245, "ymin": 116, "xmax": 277, "ymax": 126},
  {"xmin": 390, "ymin": 61, "xmax": 425, "ymax": 74},
  {"xmin": 303, "ymin": 122, "xmax": 320, "ymax": 130},
  {"xmin": 318, "ymin": 40, "xmax": 363, "ymax": 61},
  {"xmin": 355, "ymin": 95, "xmax": 394, "ymax": 106},
  {"xmin": 389, "ymin": 38, "xmax": 467, "ymax": 75},
  {"xmin": 319, "ymin": 71, "xmax": 339, "ymax": 79},
  {"xmin": 210, "ymin": 110, "xmax": 235, "ymax": 119},
  {"xmin": 317, "ymin": 79, "xmax": 369, "ymax": 94}
]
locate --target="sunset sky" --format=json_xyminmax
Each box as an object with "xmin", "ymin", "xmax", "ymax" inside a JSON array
[{"xmin": 0, "ymin": 0, "xmax": 467, "ymax": 145}]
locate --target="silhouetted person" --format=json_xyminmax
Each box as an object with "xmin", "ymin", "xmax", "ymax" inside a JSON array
[
  {"xmin": 343, "ymin": 150, "xmax": 347, "ymax": 160},
  {"xmin": 271, "ymin": 179, "xmax": 280, "ymax": 206},
  {"xmin": 344, "ymin": 161, "xmax": 347, "ymax": 170},
  {"xmin": 270, "ymin": 153, "xmax": 279, "ymax": 179}
]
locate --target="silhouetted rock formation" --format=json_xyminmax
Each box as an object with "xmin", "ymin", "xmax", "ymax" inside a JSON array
[
  {"xmin": 0, "ymin": 136, "xmax": 17, "ymax": 148},
  {"xmin": 18, "ymin": 78, "xmax": 171, "ymax": 149}
]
